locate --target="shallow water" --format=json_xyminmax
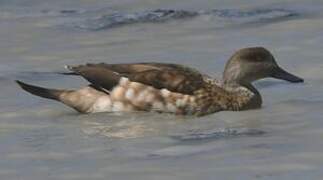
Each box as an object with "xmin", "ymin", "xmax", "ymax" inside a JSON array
[{"xmin": 1, "ymin": 0, "xmax": 323, "ymax": 179}]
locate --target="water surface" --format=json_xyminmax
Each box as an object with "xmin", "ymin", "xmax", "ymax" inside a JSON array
[{"xmin": 1, "ymin": 0, "xmax": 323, "ymax": 179}]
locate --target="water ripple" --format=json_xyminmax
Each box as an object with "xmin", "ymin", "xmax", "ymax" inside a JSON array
[
  {"xmin": 171, "ymin": 128, "xmax": 266, "ymax": 141},
  {"xmin": 71, "ymin": 8, "xmax": 298, "ymax": 31},
  {"xmin": 74, "ymin": 9, "xmax": 198, "ymax": 31}
]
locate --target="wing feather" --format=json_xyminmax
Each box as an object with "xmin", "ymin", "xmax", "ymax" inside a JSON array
[{"xmin": 66, "ymin": 63, "xmax": 205, "ymax": 94}]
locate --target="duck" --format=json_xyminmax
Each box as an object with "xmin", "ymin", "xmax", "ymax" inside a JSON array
[{"xmin": 16, "ymin": 47, "xmax": 303, "ymax": 116}]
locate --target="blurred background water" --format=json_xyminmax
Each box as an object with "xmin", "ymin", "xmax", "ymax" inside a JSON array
[{"xmin": 1, "ymin": 0, "xmax": 323, "ymax": 179}]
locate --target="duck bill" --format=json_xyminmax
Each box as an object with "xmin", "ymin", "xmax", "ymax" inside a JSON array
[{"xmin": 271, "ymin": 67, "xmax": 304, "ymax": 83}]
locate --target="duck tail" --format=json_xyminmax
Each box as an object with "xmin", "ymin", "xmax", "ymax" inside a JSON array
[{"xmin": 16, "ymin": 80, "xmax": 64, "ymax": 101}]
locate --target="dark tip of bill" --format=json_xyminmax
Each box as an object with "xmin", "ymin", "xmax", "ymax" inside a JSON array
[{"xmin": 272, "ymin": 67, "xmax": 304, "ymax": 83}]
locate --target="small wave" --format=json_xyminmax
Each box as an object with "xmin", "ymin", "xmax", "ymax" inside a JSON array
[
  {"xmin": 171, "ymin": 128, "xmax": 266, "ymax": 141},
  {"xmin": 0, "ymin": 8, "xmax": 83, "ymax": 19},
  {"xmin": 73, "ymin": 9, "xmax": 198, "ymax": 31},
  {"xmin": 208, "ymin": 8, "xmax": 297, "ymax": 19},
  {"xmin": 71, "ymin": 8, "xmax": 298, "ymax": 31}
]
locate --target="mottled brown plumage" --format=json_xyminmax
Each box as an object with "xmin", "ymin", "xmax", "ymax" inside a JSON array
[
  {"xmin": 16, "ymin": 47, "xmax": 304, "ymax": 116},
  {"xmin": 67, "ymin": 63, "xmax": 204, "ymax": 94}
]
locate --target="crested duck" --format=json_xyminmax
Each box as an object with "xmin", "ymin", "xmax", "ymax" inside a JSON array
[{"xmin": 16, "ymin": 47, "xmax": 303, "ymax": 116}]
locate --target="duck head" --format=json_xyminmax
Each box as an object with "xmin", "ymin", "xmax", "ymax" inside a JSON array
[{"xmin": 223, "ymin": 47, "xmax": 304, "ymax": 86}]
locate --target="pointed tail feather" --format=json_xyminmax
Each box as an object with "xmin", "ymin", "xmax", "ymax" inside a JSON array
[
  {"xmin": 16, "ymin": 80, "xmax": 63, "ymax": 100},
  {"xmin": 15, "ymin": 80, "xmax": 111, "ymax": 113}
]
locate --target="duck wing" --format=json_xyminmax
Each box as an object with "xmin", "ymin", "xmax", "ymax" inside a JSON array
[{"xmin": 66, "ymin": 63, "xmax": 205, "ymax": 95}]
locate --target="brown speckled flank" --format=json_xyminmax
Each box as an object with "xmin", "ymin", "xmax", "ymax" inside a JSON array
[{"xmin": 16, "ymin": 47, "xmax": 304, "ymax": 116}]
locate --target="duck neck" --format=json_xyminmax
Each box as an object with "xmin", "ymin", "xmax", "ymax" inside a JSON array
[
  {"xmin": 242, "ymin": 83, "xmax": 261, "ymax": 98},
  {"xmin": 222, "ymin": 81, "xmax": 262, "ymax": 110}
]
